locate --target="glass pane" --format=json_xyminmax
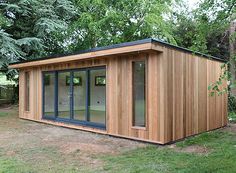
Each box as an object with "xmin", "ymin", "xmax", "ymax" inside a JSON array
[
  {"xmin": 73, "ymin": 71, "xmax": 86, "ymax": 121},
  {"xmin": 44, "ymin": 73, "xmax": 55, "ymax": 117},
  {"xmin": 58, "ymin": 72, "xmax": 71, "ymax": 119},
  {"xmin": 89, "ymin": 69, "xmax": 106, "ymax": 124},
  {"xmin": 25, "ymin": 72, "xmax": 30, "ymax": 111},
  {"xmin": 133, "ymin": 61, "xmax": 146, "ymax": 127}
]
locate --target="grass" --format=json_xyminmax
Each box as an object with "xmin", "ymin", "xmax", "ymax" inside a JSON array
[
  {"xmin": 0, "ymin": 112, "xmax": 8, "ymax": 117},
  {"xmin": 0, "ymin": 148, "xmax": 32, "ymax": 173},
  {"xmin": 0, "ymin": 158, "xmax": 32, "ymax": 173},
  {"xmin": 0, "ymin": 147, "xmax": 89, "ymax": 173},
  {"xmin": 0, "ymin": 107, "xmax": 236, "ymax": 173},
  {"xmin": 102, "ymin": 130, "xmax": 236, "ymax": 173}
]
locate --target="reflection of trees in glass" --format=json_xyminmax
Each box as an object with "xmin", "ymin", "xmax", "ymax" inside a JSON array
[
  {"xmin": 66, "ymin": 76, "xmax": 82, "ymax": 86},
  {"xmin": 133, "ymin": 61, "xmax": 146, "ymax": 127},
  {"xmin": 44, "ymin": 75, "xmax": 50, "ymax": 85},
  {"xmin": 95, "ymin": 76, "xmax": 106, "ymax": 86},
  {"xmin": 73, "ymin": 77, "xmax": 82, "ymax": 85}
]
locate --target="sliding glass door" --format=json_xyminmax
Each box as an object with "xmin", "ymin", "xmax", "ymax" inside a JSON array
[
  {"xmin": 42, "ymin": 67, "xmax": 106, "ymax": 129},
  {"xmin": 43, "ymin": 72, "xmax": 55, "ymax": 119},
  {"xmin": 58, "ymin": 71, "xmax": 71, "ymax": 119},
  {"xmin": 73, "ymin": 71, "xmax": 86, "ymax": 121},
  {"xmin": 89, "ymin": 69, "xmax": 106, "ymax": 124}
]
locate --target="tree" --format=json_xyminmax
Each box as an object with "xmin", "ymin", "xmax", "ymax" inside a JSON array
[
  {"xmin": 169, "ymin": 0, "xmax": 236, "ymax": 95},
  {"xmin": 0, "ymin": 0, "xmax": 76, "ymax": 78},
  {"xmin": 170, "ymin": 0, "xmax": 236, "ymax": 60},
  {"xmin": 64, "ymin": 0, "xmax": 177, "ymax": 52},
  {"xmin": 0, "ymin": 10, "xmax": 23, "ymax": 79},
  {"xmin": 198, "ymin": 0, "xmax": 235, "ymax": 94}
]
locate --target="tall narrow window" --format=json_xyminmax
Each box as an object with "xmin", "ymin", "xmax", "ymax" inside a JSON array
[
  {"xmin": 133, "ymin": 61, "xmax": 146, "ymax": 127},
  {"xmin": 25, "ymin": 71, "xmax": 30, "ymax": 111}
]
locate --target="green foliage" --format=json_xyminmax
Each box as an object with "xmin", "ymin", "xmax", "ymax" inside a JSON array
[
  {"xmin": 0, "ymin": 72, "xmax": 16, "ymax": 85},
  {"xmin": 171, "ymin": 0, "xmax": 236, "ymax": 59},
  {"xmin": 229, "ymin": 112, "xmax": 236, "ymax": 122},
  {"xmin": 0, "ymin": 30, "xmax": 23, "ymax": 78},
  {"xmin": 194, "ymin": 0, "xmax": 235, "ymax": 58},
  {"xmin": 171, "ymin": 0, "xmax": 235, "ymax": 97},
  {"xmin": 65, "ymin": 0, "xmax": 176, "ymax": 52},
  {"xmin": 0, "ymin": 0, "xmax": 76, "ymax": 78},
  {"xmin": 228, "ymin": 93, "xmax": 236, "ymax": 122},
  {"xmin": 208, "ymin": 62, "xmax": 229, "ymax": 96},
  {"xmin": 0, "ymin": 0, "xmax": 235, "ymax": 91}
]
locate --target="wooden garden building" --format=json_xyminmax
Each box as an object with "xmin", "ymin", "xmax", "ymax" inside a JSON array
[{"xmin": 9, "ymin": 38, "xmax": 228, "ymax": 144}]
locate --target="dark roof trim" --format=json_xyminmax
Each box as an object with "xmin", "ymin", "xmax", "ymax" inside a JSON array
[
  {"xmin": 152, "ymin": 38, "xmax": 227, "ymax": 63},
  {"xmin": 10, "ymin": 38, "xmax": 227, "ymax": 65}
]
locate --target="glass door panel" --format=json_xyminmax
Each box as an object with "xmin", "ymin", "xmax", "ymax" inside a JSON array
[
  {"xmin": 58, "ymin": 71, "xmax": 71, "ymax": 119},
  {"xmin": 89, "ymin": 69, "xmax": 106, "ymax": 124},
  {"xmin": 43, "ymin": 67, "xmax": 106, "ymax": 129},
  {"xmin": 43, "ymin": 73, "xmax": 55, "ymax": 118},
  {"xmin": 73, "ymin": 71, "xmax": 86, "ymax": 121}
]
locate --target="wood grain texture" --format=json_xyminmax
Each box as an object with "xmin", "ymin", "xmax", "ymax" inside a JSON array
[
  {"xmin": 9, "ymin": 43, "xmax": 152, "ymax": 69},
  {"xmin": 17, "ymin": 47, "xmax": 227, "ymax": 144},
  {"xmin": 162, "ymin": 48, "xmax": 228, "ymax": 143}
]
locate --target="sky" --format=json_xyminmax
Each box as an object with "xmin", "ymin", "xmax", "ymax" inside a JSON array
[{"xmin": 187, "ymin": 0, "xmax": 200, "ymax": 9}]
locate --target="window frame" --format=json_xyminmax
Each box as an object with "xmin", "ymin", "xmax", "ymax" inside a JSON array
[
  {"xmin": 131, "ymin": 58, "xmax": 148, "ymax": 129},
  {"xmin": 42, "ymin": 66, "xmax": 107, "ymax": 130}
]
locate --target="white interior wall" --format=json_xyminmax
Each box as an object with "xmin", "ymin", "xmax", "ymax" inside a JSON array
[
  {"xmin": 44, "ymin": 69, "xmax": 106, "ymax": 113},
  {"xmin": 90, "ymin": 69, "xmax": 106, "ymax": 111}
]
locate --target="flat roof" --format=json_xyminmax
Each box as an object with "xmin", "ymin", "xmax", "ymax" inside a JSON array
[{"xmin": 9, "ymin": 38, "xmax": 227, "ymax": 67}]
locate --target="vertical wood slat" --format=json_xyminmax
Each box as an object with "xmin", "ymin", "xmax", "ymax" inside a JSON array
[
  {"xmin": 185, "ymin": 54, "xmax": 194, "ymax": 136},
  {"xmin": 160, "ymin": 48, "xmax": 169, "ymax": 143},
  {"xmin": 207, "ymin": 60, "xmax": 217, "ymax": 130},
  {"xmin": 198, "ymin": 58, "xmax": 207, "ymax": 133},
  {"xmin": 18, "ymin": 49, "xmax": 228, "ymax": 144},
  {"xmin": 164, "ymin": 48, "xmax": 174, "ymax": 142},
  {"xmin": 104, "ymin": 53, "xmax": 163, "ymax": 142},
  {"xmin": 18, "ymin": 71, "xmax": 24, "ymax": 118},
  {"xmin": 173, "ymin": 51, "xmax": 184, "ymax": 140},
  {"xmin": 193, "ymin": 56, "xmax": 199, "ymax": 134},
  {"xmin": 164, "ymin": 48, "xmax": 227, "ymax": 143}
]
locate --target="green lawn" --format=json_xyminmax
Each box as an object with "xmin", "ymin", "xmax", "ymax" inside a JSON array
[
  {"xmin": 102, "ymin": 130, "xmax": 236, "ymax": 173},
  {"xmin": 1, "ymin": 128, "xmax": 235, "ymax": 173},
  {"xmin": 0, "ymin": 106, "xmax": 236, "ymax": 173}
]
